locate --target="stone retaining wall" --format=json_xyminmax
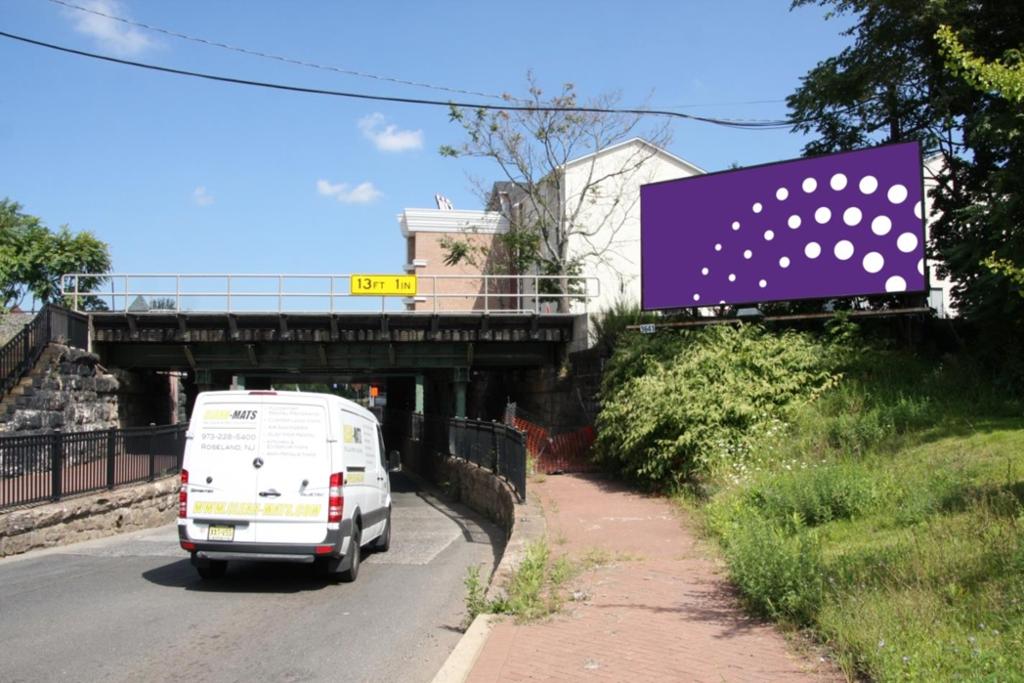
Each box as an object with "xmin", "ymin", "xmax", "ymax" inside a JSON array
[
  {"xmin": 0, "ymin": 476, "xmax": 179, "ymax": 558},
  {"xmin": 426, "ymin": 453, "xmax": 545, "ymax": 602},
  {"xmin": 434, "ymin": 454, "xmax": 517, "ymax": 533}
]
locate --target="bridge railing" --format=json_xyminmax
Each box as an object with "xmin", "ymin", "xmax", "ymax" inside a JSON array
[{"xmin": 61, "ymin": 273, "xmax": 599, "ymax": 315}]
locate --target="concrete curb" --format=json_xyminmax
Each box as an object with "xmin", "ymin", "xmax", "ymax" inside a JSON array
[
  {"xmin": 431, "ymin": 614, "xmax": 499, "ymax": 683},
  {"xmin": 485, "ymin": 486, "xmax": 546, "ymax": 603},
  {"xmin": 430, "ymin": 481, "xmax": 547, "ymax": 682}
]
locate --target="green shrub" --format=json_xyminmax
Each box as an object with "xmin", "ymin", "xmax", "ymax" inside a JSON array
[{"xmin": 595, "ymin": 324, "xmax": 842, "ymax": 489}]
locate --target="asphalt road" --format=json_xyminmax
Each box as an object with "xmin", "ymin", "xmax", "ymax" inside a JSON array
[{"xmin": 0, "ymin": 473, "xmax": 503, "ymax": 683}]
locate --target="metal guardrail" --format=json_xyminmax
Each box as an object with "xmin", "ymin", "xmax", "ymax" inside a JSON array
[
  {"xmin": 61, "ymin": 273, "xmax": 599, "ymax": 315},
  {"xmin": 386, "ymin": 411, "xmax": 527, "ymax": 501},
  {"xmin": 1, "ymin": 306, "xmax": 88, "ymax": 397},
  {"xmin": 0, "ymin": 424, "xmax": 187, "ymax": 510}
]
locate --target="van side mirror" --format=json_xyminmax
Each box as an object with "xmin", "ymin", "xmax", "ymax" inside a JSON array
[{"xmin": 388, "ymin": 449, "xmax": 401, "ymax": 472}]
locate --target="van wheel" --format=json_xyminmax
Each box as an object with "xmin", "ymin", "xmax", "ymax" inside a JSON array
[
  {"xmin": 371, "ymin": 508, "xmax": 391, "ymax": 553},
  {"xmin": 196, "ymin": 560, "xmax": 227, "ymax": 580},
  {"xmin": 339, "ymin": 527, "xmax": 361, "ymax": 583}
]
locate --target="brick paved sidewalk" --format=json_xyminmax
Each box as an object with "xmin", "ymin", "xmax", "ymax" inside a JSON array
[{"xmin": 467, "ymin": 474, "xmax": 838, "ymax": 683}]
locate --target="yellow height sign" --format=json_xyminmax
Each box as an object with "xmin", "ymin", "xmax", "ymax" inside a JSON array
[{"xmin": 351, "ymin": 274, "xmax": 417, "ymax": 296}]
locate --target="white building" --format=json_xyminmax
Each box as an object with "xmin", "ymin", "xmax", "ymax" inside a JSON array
[{"xmin": 397, "ymin": 138, "xmax": 703, "ymax": 315}]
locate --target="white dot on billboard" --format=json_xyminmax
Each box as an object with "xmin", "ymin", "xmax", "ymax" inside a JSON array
[
  {"xmin": 859, "ymin": 175, "xmax": 878, "ymax": 194},
  {"xmin": 834, "ymin": 240, "xmax": 854, "ymax": 260},
  {"xmin": 805, "ymin": 242, "xmax": 821, "ymax": 259},
  {"xmin": 776, "ymin": 187, "xmax": 789, "ymax": 201},
  {"xmin": 779, "ymin": 256, "xmax": 791, "ymax": 268},
  {"xmin": 830, "ymin": 173, "xmax": 848, "ymax": 191},
  {"xmin": 815, "ymin": 207, "xmax": 832, "ymax": 224},
  {"xmin": 743, "ymin": 249, "xmax": 753, "ymax": 259},
  {"xmin": 788, "ymin": 215, "xmax": 801, "ymax": 229},
  {"xmin": 764, "ymin": 230, "xmax": 774, "ymax": 241},
  {"xmin": 802, "ymin": 177, "xmax": 817, "ymax": 193},
  {"xmin": 915, "ymin": 201, "xmax": 923, "ymax": 219},
  {"xmin": 759, "ymin": 279, "xmax": 767, "ymax": 288},
  {"xmin": 888, "ymin": 184, "xmax": 908, "ymax": 204},
  {"xmin": 753, "ymin": 202, "xmax": 763, "ymax": 214},
  {"xmin": 729, "ymin": 273, "xmax": 736, "ymax": 282},
  {"xmin": 885, "ymin": 275, "xmax": 907, "ymax": 292},
  {"xmin": 871, "ymin": 215, "xmax": 892, "ymax": 236},
  {"xmin": 863, "ymin": 251, "xmax": 884, "ymax": 273},
  {"xmin": 732, "ymin": 221, "xmax": 741, "ymax": 231},
  {"xmin": 701, "ymin": 267, "xmax": 709, "ymax": 276},
  {"xmin": 715, "ymin": 243, "xmax": 722, "ymax": 251},
  {"xmin": 693, "ymin": 293, "xmax": 701, "ymax": 302},
  {"xmin": 897, "ymin": 232, "xmax": 918, "ymax": 253},
  {"xmin": 843, "ymin": 207, "xmax": 863, "ymax": 226},
  {"xmin": 918, "ymin": 258, "xmax": 924, "ymax": 275}
]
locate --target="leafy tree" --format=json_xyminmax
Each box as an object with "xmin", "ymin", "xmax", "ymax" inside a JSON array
[
  {"xmin": 936, "ymin": 25, "xmax": 1024, "ymax": 104},
  {"xmin": 439, "ymin": 73, "xmax": 670, "ymax": 306},
  {"xmin": 0, "ymin": 199, "xmax": 111, "ymax": 311},
  {"xmin": 935, "ymin": 24, "xmax": 1024, "ymax": 298},
  {"xmin": 787, "ymin": 1, "xmax": 1024, "ymax": 324}
]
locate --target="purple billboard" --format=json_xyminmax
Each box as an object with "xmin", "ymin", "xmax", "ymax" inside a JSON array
[{"xmin": 640, "ymin": 142, "xmax": 927, "ymax": 310}]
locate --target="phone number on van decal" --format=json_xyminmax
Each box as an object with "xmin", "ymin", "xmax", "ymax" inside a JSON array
[{"xmin": 193, "ymin": 501, "xmax": 322, "ymax": 517}]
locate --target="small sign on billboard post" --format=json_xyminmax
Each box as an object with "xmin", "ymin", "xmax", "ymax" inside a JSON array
[{"xmin": 351, "ymin": 275, "xmax": 417, "ymax": 296}]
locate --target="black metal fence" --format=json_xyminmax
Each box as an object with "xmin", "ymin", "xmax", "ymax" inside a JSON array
[
  {"xmin": 1, "ymin": 305, "xmax": 89, "ymax": 396},
  {"xmin": 448, "ymin": 418, "xmax": 527, "ymax": 501},
  {"xmin": 0, "ymin": 424, "xmax": 187, "ymax": 510},
  {"xmin": 383, "ymin": 410, "xmax": 531, "ymax": 501}
]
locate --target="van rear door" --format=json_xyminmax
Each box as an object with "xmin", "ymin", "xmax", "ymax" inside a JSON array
[
  {"xmin": 187, "ymin": 397, "xmax": 262, "ymax": 542},
  {"xmin": 253, "ymin": 398, "xmax": 332, "ymax": 544}
]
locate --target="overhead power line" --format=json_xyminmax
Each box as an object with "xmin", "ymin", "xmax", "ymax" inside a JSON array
[
  {"xmin": 0, "ymin": 30, "xmax": 797, "ymax": 129},
  {"xmin": 48, "ymin": 0, "xmax": 793, "ymax": 114},
  {"xmin": 47, "ymin": 0, "xmax": 509, "ymax": 101}
]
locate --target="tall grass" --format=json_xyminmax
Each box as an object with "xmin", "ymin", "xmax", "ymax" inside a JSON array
[{"xmin": 698, "ymin": 344, "xmax": 1024, "ymax": 681}]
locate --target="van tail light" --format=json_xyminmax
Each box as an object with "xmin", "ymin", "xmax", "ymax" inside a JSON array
[
  {"xmin": 179, "ymin": 469, "xmax": 189, "ymax": 518},
  {"xmin": 328, "ymin": 472, "xmax": 344, "ymax": 523}
]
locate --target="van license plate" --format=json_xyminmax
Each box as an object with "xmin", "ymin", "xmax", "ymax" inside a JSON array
[{"xmin": 208, "ymin": 525, "xmax": 234, "ymax": 542}]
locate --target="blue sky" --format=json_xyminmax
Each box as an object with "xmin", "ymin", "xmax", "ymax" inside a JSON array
[{"xmin": 1, "ymin": 0, "xmax": 853, "ymax": 281}]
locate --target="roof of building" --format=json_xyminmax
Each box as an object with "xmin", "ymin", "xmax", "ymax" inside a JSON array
[{"xmin": 562, "ymin": 137, "xmax": 705, "ymax": 175}]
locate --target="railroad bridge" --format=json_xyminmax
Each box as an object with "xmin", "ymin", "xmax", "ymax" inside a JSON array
[{"xmin": 64, "ymin": 273, "xmax": 596, "ymax": 420}]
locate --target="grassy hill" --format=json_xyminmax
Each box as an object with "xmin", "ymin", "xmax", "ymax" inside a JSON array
[{"xmin": 595, "ymin": 322, "xmax": 1024, "ymax": 681}]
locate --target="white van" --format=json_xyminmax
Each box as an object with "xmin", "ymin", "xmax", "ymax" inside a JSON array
[{"xmin": 178, "ymin": 390, "xmax": 394, "ymax": 582}]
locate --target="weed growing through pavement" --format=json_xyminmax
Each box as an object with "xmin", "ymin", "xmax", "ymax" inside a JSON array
[{"xmin": 463, "ymin": 540, "xmax": 639, "ymax": 627}]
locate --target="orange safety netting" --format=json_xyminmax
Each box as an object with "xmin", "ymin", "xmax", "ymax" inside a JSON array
[{"xmin": 511, "ymin": 417, "xmax": 598, "ymax": 474}]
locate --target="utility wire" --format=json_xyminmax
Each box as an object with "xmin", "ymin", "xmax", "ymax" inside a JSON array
[
  {"xmin": 0, "ymin": 30, "xmax": 799, "ymax": 129},
  {"xmin": 49, "ymin": 0, "xmax": 794, "ymax": 115},
  {"xmin": 47, "ymin": 0, "xmax": 508, "ymax": 101}
]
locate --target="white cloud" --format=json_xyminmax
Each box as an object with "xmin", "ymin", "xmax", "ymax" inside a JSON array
[
  {"xmin": 316, "ymin": 179, "xmax": 382, "ymax": 204},
  {"xmin": 358, "ymin": 113, "xmax": 423, "ymax": 152},
  {"xmin": 192, "ymin": 186, "xmax": 214, "ymax": 206},
  {"xmin": 63, "ymin": 0, "xmax": 155, "ymax": 56}
]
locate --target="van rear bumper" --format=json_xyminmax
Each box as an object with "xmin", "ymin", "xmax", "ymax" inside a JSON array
[{"xmin": 179, "ymin": 520, "xmax": 353, "ymax": 562}]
